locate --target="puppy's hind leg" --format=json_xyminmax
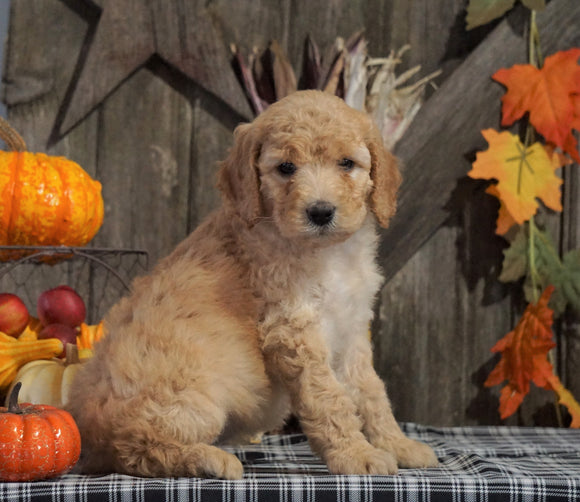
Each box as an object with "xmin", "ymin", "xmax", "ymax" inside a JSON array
[
  {"xmin": 104, "ymin": 392, "xmax": 244, "ymax": 479},
  {"xmin": 115, "ymin": 438, "xmax": 243, "ymax": 479}
]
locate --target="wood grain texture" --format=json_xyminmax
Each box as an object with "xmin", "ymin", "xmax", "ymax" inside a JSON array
[
  {"xmin": 58, "ymin": 0, "xmax": 252, "ymax": 133},
  {"xmin": 374, "ymin": 182, "xmax": 514, "ymax": 425},
  {"xmin": 92, "ymin": 67, "xmax": 193, "ymax": 265},
  {"xmin": 363, "ymin": 0, "xmax": 472, "ymax": 79},
  {"xmin": 187, "ymin": 92, "xmax": 234, "ymax": 229}
]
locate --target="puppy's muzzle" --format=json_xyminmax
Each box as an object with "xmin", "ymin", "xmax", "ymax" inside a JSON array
[{"xmin": 306, "ymin": 201, "xmax": 336, "ymax": 227}]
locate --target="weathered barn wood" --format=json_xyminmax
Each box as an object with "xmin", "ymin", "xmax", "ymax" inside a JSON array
[
  {"xmin": 58, "ymin": 0, "xmax": 252, "ymax": 134},
  {"xmin": 1, "ymin": 0, "xmax": 579, "ymax": 426}
]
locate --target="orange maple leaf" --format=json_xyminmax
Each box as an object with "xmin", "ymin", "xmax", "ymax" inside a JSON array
[
  {"xmin": 485, "ymin": 286, "xmax": 557, "ymax": 419},
  {"xmin": 468, "ymin": 129, "xmax": 562, "ymax": 234},
  {"xmin": 493, "ymin": 48, "xmax": 580, "ymax": 162},
  {"xmin": 485, "ymin": 286, "xmax": 580, "ymax": 426}
]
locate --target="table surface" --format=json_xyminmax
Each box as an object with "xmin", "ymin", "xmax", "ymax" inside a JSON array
[{"xmin": 1, "ymin": 423, "xmax": 579, "ymax": 501}]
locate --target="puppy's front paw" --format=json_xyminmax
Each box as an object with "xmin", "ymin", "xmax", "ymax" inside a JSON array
[
  {"xmin": 325, "ymin": 441, "xmax": 398, "ymax": 475},
  {"xmin": 391, "ymin": 437, "xmax": 438, "ymax": 469}
]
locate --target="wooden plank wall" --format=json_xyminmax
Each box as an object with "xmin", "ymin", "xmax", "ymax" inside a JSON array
[{"xmin": 2, "ymin": 0, "xmax": 578, "ymax": 426}]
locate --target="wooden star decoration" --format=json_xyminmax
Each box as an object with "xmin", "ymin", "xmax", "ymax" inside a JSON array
[{"xmin": 59, "ymin": 0, "xmax": 252, "ymax": 134}]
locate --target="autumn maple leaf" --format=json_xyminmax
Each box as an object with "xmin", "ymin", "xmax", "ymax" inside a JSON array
[
  {"xmin": 485, "ymin": 286, "xmax": 580, "ymax": 426},
  {"xmin": 468, "ymin": 129, "xmax": 562, "ymax": 234},
  {"xmin": 493, "ymin": 48, "xmax": 580, "ymax": 162},
  {"xmin": 485, "ymin": 286, "xmax": 557, "ymax": 418}
]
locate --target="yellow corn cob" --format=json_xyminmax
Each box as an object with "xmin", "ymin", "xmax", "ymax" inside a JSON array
[{"xmin": 0, "ymin": 332, "xmax": 63, "ymax": 389}]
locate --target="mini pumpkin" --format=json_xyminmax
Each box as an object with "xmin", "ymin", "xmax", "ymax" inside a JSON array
[
  {"xmin": 0, "ymin": 382, "xmax": 81, "ymax": 481},
  {"xmin": 6, "ymin": 344, "xmax": 81, "ymax": 408},
  {"xmin": 0, "ymin": 117, "xmax": 104, "ymax": 255}
]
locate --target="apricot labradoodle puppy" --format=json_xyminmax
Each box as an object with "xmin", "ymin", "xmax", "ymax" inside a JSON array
[{"xmin": 68, "ymin": 90, "xmax": 438, "ymax": 478}]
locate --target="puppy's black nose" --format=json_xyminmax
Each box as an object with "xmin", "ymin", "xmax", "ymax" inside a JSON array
[{"xmin": 306, "ymin": 201, "xmax": 336, "ymax": 226}]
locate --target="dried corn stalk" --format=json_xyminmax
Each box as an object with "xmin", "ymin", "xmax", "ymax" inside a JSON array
[{"xmin": 232, "ymin": 33, "xmax": 440, "ymax": 149}]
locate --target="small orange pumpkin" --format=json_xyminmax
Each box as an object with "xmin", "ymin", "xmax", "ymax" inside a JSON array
[
  {"xmin": 0, "ymin": 383, "xmax": 81, "ymax": 481},
  {"xmin": 0, "ymin": 117, "xmax": 104, "ymax": 253}
]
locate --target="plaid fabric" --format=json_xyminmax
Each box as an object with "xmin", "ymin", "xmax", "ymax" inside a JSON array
[{"xmin": 1, "ymin": 423, "xmax": 579, "ymax": 501}]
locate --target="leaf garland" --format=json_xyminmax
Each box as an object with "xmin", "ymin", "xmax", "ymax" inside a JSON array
[{"xmin": 468, "ymin": 4, "xmax": 580, "ymax": 426}]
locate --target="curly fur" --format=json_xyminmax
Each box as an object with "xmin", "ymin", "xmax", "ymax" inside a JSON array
[{"xmin": 67, "ymin": 90, "xmax": 438, "ymax": 478}]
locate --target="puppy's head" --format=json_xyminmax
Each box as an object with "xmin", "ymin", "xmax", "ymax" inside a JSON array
[{"xmin": 218, "ymin": 90, "xmax": 401, "ymax": 242}]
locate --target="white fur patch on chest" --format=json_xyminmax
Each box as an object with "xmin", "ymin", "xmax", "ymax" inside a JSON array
[{"xmin": 312, "ymin": 221, "xmax": 382, "ymax": 363}]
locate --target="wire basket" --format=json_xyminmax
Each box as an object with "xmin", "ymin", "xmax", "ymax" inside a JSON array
[{"xmin": 0, "ymin": 246, "xmax": 148, "ymax": 324}]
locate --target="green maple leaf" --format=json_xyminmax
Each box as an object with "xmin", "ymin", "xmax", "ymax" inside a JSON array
[
  {"xmin": 466, "ymin": 0, "xmax": 515, "ymax": 30},
  {"xmin": 498, "ymin": 228, "xmax": 528, "ymax": 282},
  {"xmin": 466, "ymin": 0, "xmax": 545, "ymax": 30},
  {"xmin": 531, "ymin": 230, "xmax": 580, "ymax": 315},
  {"xmin": 499, "ymin": 225, "xmax": 580, "ymax": 316},
  {"xmin": 520, "ymin": 0, "xmax": 546, "ymax": 10}
]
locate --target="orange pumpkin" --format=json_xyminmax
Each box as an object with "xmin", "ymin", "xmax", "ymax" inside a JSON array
[
  {"xmin": 0, "ymin": 383, "xmax": 81, "ymax": 481},
  {"xmin": 0, "ymin": 117, "xmax": 104, "ymax": 252}
]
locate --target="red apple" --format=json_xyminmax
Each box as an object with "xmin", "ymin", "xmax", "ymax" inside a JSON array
[
  {"xmin": 38, "ymin": 323, "xmax": 77, "ymax": 357},
  {"xmin": 0, "ymin": 293, "xmax": 30, "ymax": 337},
  {"xmin": 37, "ymin": 285, "xmax": 86, "ymax": 328}
]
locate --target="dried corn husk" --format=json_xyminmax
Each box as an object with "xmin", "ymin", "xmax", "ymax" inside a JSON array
[{"xmin": 231, "ymin": 34, "xmax": 441, "ymax": 148}]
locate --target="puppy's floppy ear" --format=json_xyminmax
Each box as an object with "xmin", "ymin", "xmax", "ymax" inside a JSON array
[
  {"xmin": 217, "ymin": 122, "xmax": 262, "ymax": 225},
  {"xmin": 366, "ymin": 122, "xmax": 402, "ymax": 229}
]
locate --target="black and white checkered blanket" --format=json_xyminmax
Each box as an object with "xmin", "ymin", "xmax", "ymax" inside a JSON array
[{"xmin": 1, "ymin": 423, "xmax": 579, "ymax": 501}]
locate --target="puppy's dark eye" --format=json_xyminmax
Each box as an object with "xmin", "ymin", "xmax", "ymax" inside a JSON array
[
  {"xmin": 277, "ymin": 162, "xmax": 297, "ymax": 176},
  {"xmin": 339, "ymin": 158, "xmax": 355, "ymax": 171}
]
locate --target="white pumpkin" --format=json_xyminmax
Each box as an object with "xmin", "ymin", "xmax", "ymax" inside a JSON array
[{"xmin": 5, "ymin": 344, "xmax": 82, "ymax": 408}]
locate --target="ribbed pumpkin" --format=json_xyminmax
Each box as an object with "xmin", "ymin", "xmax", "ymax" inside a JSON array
[
  {"xmin": 6, "ymin": 344, "xmax": 82, "ymax": 409},
  {"xmin": 0, "ymin": 383, "xmax": 81, "ymax": 481},
  {"xmin": 0, "ymin": 117, "xmax": 104, "ymax": 252}
]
